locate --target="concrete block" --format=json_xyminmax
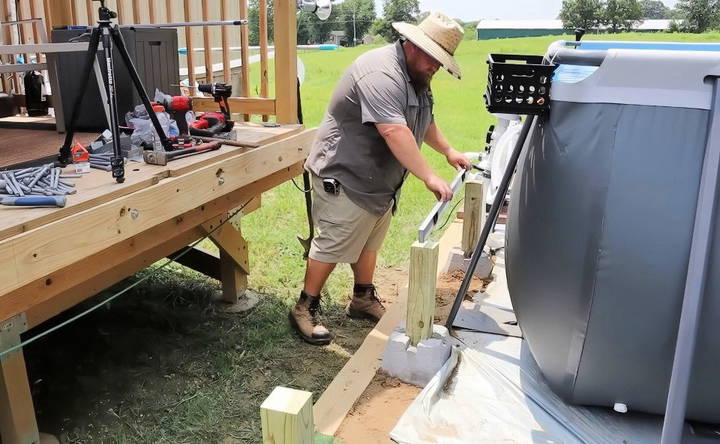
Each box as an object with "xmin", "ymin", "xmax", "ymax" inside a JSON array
[
  {"xmin": 381, "ymin": 324, "xmax": 452, "ymax": 387},
  {"xmin": 441, "ymin": 247, "xmax": 494, "ymax": 280}
]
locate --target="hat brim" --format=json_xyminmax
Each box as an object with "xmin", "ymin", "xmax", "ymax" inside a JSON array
[{"xmin": 392, "ymin": 22, "xmax": 461, "ymax": 79}]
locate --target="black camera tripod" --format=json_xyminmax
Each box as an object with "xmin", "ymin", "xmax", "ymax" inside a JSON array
[{"xmin": 58, "ymin": 0, "xmax": 173, "ymax": 183}]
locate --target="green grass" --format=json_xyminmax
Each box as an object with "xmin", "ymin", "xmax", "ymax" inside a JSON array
[
  {"xmin": 30, "ymin": 32, "xmax": 720, "ymax": 443},
  {"xmin": 241, "ymin": 31, "xmax": 720, "ymax": 304}
]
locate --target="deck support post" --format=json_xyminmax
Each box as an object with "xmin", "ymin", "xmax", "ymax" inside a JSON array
[
  {"xmin": 0, "ymin": 314, "xmax": 39, "ymax": 444},
  {"xmin": 261, "ymin": 386, "xmax": 314, "ymax": 444},
  {"xmin": 407, "ymin": 241, "xmax": 439, "ymax": 346}
]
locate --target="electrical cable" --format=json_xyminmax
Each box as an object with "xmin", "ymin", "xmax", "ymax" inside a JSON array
[
  {"xmin": 291, "ymin": 176, "xmax": 312, "ymax": 193},
  {"xmin": 432, "ymin": 196, "xmax": 465, "ymax": 235},
  {"xmin": 0, "ymin": 198, "xmax": 254, "ymax": 360}
]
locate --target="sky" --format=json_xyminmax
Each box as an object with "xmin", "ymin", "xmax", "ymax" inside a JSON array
[{"xmin": 373, "ymin": 0, "xmax": 680, "ymax": 22}]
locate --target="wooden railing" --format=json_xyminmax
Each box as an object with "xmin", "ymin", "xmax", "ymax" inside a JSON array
[{"xmin": 0, "ymin": 0, "xmax": 298, "ymax": 123}]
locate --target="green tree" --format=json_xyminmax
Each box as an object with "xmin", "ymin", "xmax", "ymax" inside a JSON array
[
  {"xmin": 604, "ymin": 0, "xmax": 643, "ymax": 32},
  {"xmin": 248, "ymin": 0, "xmax": 274, "ymax": 46},
  {"xmin": 335, "ymin": 0, "xmax": 377, "ymax": 45},
  {"xmin": 297, "ymin": 11, "xmax": 336, "ymax": 44},
  {"xmin": 677, "ymin": 0, "xmax": 720, "ymax": 32},
  {"xmin": 559, "ymin": 0, "xmax": 604, "ymax": 30},
  {"xmin": 373, "ymin": 0, "xmax": 420, "ymax": 42},
  {"xmin": 640, "ymin": 0, "xmax": 669, "ymax": 18}
]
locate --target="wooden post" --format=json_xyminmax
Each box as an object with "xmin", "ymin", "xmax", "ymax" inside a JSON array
[
  {"xmin": 273, "ymin": 0, "xmax": 297, "ymax": 124},
  {"xmin": 0, "ymin": 0, "xmax": 10, "ymax": 92},
  {"xmin": 85, "ymin": 0, "xmax": 93, "ymax": 25},
  {"xmin": 45, "ymin": 0, "xmax": 73, "ymax": 28},
  {"xmin": 0, "ymin": 314, "xmax": 40, "ymax": 444},
  {"xmin": 261, "ymin": 386, "xmax": 314, "ymax": 444},
  {"xmin": 115, "ymin": 0, "xmax": 125, "ymax": 24},
  {"xmin": 258, "ymin": 0, "xmax": 269, "ymax": 121},
  {"xmin": 183, "ymin": 0, "xmax": 196, "ymax": 91},
  {"xmin": 148, "ymin": 0, "xmax": 156, "ymax": 23},
  {"xmin": 220, "ymin": 0, "xmax": 230, "ymax": 83},
  {"xmin": 461, "ymin": 180, "xmax": 485, "ymax": 258},
  {"xmin": 131, "ymin": 0, "xmax": 140, "ymax": 23},
  {"xmin": 201, "ymin": 0, "xmax": 212, "ymax": 83},
  {"xmin": 202, "ymin": 215, "xmax": 249, "ymax": 304},
  {"xmin": 238, "ymin": 0, "xmax": 249, "ymax": 121},
  {"xmin": 165, "ymin": 0, "xmax": 172, "ymax": 21},
  {"xmin": 69, "ymin": 0, "xmax": 78, "ymax": 24},
  {"xmin": 29, "ymin": 0, "xmax": 42, "ymax": 63},
  {"xmin": 407, "ymin": 241, "xmax": 439, "ymax": 346}
]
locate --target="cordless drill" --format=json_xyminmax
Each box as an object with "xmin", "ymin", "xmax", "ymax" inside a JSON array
[
  {"xmin": 154, "ymin": 82, "xmax": 234, "ymax": 138},
  {"xmin": 191, "ymin": 83, "xmax": 235, "ymax": 137}
]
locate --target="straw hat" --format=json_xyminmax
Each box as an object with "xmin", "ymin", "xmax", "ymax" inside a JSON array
[{"xmin": 392, "ymin": 12, "xmax": 464, "ymax": 79}]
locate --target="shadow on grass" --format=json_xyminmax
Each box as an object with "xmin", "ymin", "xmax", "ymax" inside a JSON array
[{"xmin": 23, "ymin": 263, "xmax": 374, "ymax": 444}]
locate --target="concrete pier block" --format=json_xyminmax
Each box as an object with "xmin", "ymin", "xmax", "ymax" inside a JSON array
[{"xmin": 381, "ymin": 324, "xmax": 452, "ymax": 387}]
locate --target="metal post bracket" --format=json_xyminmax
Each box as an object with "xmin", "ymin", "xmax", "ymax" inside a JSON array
[{"xmin": 0, "ymin": 314, "xmax": 28, "ymax": 362}]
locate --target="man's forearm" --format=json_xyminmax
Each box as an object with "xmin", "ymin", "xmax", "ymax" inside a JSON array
[
  {"xmin": 376, "ymin": 123, "xmax": 434, "ymax": 181},
  {"xmin": 424, "ymin": 122, "xmax": 452, "ymax": 156}
]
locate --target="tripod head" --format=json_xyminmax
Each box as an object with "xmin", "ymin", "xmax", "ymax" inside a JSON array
[{"xmin": 94, "ymin": 0, "xmax": 118, "ymax": 22}]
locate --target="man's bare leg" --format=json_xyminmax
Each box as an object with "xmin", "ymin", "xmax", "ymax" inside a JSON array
[
  {"xmin": 351, "ymin": 249, "xmax": 377, "ymax": 285},
  {"xmin": 348, "ymin": 250, "xmax": 386, "ymax": 322},
  {"xmin": 303, "ymin": 258, "xmax": 337, "ymax": 296}
]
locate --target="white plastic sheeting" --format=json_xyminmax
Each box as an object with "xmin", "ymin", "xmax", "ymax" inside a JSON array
[{"xmin": 390, "ymin": 331, "xmax": 718, "ymax": 443}]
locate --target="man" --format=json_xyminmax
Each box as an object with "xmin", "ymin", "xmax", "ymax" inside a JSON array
[{"xmin": 289, "ymin": 12, "xmax": 471, "ymax": 345}]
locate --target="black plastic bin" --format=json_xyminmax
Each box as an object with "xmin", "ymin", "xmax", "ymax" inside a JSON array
[{"xmin": 484, "ymin": 54, "xmax": 557, "ymax": 115}]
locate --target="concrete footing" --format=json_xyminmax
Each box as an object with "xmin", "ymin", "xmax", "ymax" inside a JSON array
[
  {"xmin": 381, "ymin": 324, "xmax": 452, "ymax": 387},
  {"xmin": 441, "ymin": 247, "xmax": 494, "ymax": 280}
]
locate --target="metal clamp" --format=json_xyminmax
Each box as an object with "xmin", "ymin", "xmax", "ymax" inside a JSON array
[{"xmin": 0, "ymin": 314, "xmax": 28, "ymax": 362}]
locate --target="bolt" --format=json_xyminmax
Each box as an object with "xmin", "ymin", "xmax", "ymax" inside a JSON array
[{"xmin": 130, "ymin": 209, "xmax": 139, "ymax": 220}]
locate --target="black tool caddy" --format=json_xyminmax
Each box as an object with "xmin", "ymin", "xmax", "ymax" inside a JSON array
[{"xmin": 484, "ymin": 54, "xmax": 557, "ymax": 115}]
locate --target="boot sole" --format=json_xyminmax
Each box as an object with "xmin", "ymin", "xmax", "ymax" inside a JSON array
[
  {"xmin": 288, "ymin": 311, "xmax": 332, "ymax": 346},
  {"xmin": 345, "ymin": 306, "xmax": 381, "ymax": 323}
]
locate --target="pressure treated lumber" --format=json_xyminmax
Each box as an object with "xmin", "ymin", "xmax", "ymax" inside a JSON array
[
  {"xmin": 0, "ymin": 129, "xmax": 315, "ymax": 310},
  {"xmin": 22, "ymin": 163, "xmax": 302, "ymax": 328},
  {"xmin": 261, "ymin": 386, "xmax": 314, "ymax": 444},
  {"xmin": 0, "ymin": 314, "xmax": 38, "ymax": 444},
  {"xmin": 259, "ymin": 0, "xmax": 269, "ymax": 121},
  {"xmin": 407, "ymin": 241, "xmax": 439, "ymax": 345},
  {"xmin": 204, "ymin": 215, "xmax": 250, "ymax": 303},
  {"xmin": 193, "ymin": 97, "xmax": 276, "ymax": 117},
  {"xmin": 313, "ymin": 220, "xmax": 462, "ymax": 436},
  {"xmin": 0, "ymin": 124, "xmax": 300, "ymax": 241},
  {"xmin": 273, "ymin": 0, "xmax": 298, "ymax": 124},
  {"xmin": 461, "ymin": 180, "xmax": 485, "ymax": 257}
]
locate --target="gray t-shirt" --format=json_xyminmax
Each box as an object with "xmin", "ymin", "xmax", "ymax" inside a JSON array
[{"xmin": 305, "ymin": 41, "xmax": 434, "ymax": 216}]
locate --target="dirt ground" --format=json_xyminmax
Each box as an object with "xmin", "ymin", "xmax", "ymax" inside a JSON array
[
  {"xmin": 22, "ymin": 264, "xmax": 408, "ymax": 443},
  {"xmin": 334, "ymin": 270, "xmax": 488, "ymax": 443}
]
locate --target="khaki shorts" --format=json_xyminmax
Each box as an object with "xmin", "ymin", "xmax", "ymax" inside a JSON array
[{"xmin": 309, "ymin": 175, "xmax": 393, "ymax": 264}]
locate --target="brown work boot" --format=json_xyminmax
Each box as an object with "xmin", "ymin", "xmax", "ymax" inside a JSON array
[
  {"xmin": 346, "ymin": 284, "xmax": 386, "ymax": 323},
  {"xmin": 289, "ymin": 291, "xmax": 332, "ymax": 345}
]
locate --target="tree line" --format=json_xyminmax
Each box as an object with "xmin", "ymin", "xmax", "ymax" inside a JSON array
[
  {"xmin": 247, "ymin": 0, "xmax": 422, "ymax": 46},
  {"xmin": 244, "ymin": 0, "xmax": 719, "ymax": 47},
  {"xmin": 560, "ymin": 0, "xmax": 720, "ymax": 33}
]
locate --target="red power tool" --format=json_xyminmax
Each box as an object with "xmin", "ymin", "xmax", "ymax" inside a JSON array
[
  {"xmin": 154, "ymin": 82, "xmax": 235, "ymax": 138},
  {"xmin": 190, "ymin": 82, "xmax": 235, "ymax": 137}
]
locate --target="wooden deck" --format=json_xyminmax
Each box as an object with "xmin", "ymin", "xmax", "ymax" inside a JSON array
[
  {"xmin": 0, "ymin": 126, "xmax": 97, "ymax": 168},
  {"xmin": 0, "ymin": 123, "xmax": 310, "ymax": 443}
]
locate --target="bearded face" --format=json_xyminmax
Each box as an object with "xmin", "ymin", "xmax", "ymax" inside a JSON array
[{"xmin": 403, "ymin": 41, "xmax": 441, "ymax": 92}]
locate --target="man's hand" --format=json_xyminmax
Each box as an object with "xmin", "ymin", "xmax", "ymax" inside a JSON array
[
  {"xmin": 445, "ymin": 148, "xmax": 472, "ymax": 170},
  {"xmin": 425, "ymin": 174, "xmax": 453, "ymax": 201}
]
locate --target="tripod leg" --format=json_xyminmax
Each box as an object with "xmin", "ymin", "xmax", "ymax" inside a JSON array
[
  {"xmin": 59, "ymin": 28, "xmax": 102, "ymax": 164},
  {"xmin": 110, "ymin": 26, "xmax": 172, "ymax": 151},
  {"xmin": 100, "ymin": 26, "xmax": 125, "ymax": 183}
]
